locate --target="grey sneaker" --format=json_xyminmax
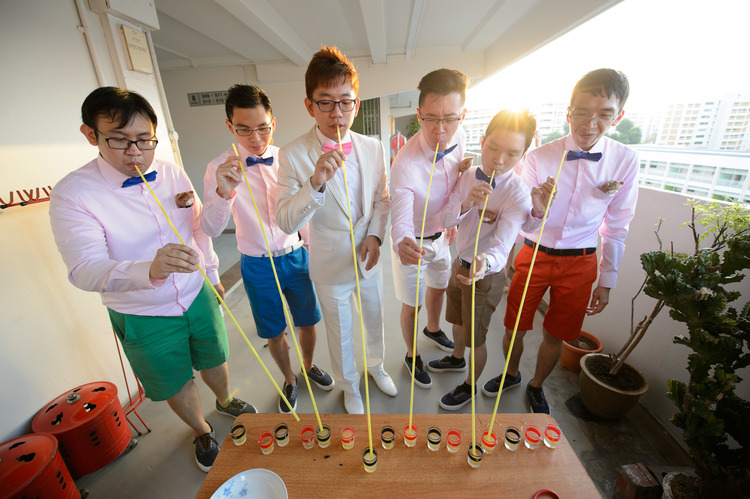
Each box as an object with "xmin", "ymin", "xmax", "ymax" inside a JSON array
[
  {"xmin": 278, "ymin": 378, "xmax": 298, "ymax": 414},
  {"xmin": 193, "ymin": 422, "xmax": 219, "ymax": 472},
  {"xmin": 405, "ymin": 354, "xmax": 432, "ymax": 388},
  {"xmin": 481, "ymin": 372, "xmax": 521, "ymax": 397},
  {"xmin": 439, "ymin": 383, "xmax": 475, "ymax": 411},
  {"xmin": 423, "ymin": 327, "xmax": 454, "ymax": 352},
  {"xmin": 303, "ymin": 364, "xmax": 335, "ymax": 391},
  {"xmin": 216, "ymin": 397, "xmax": 257, "ymax": 418},
  {"xmin": 427, "ymin": 355, "xmax": 467, "ymax": 373}
]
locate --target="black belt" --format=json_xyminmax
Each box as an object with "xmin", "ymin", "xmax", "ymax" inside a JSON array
[
  {"xmin": 459, "ymin": 258, "xmax": 472, "ymax": 269},
  {"xmin": 418, "ymin": 232, "xmax": 442, "ymax": 241},
  {"xmin": 523, "ymin": 238, "xmax": 596, "ymax": 257}
]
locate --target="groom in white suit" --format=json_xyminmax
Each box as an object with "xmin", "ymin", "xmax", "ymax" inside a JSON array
[{"xmin": 276, "ymin": 46, "xmax": 397, "ymax": 414}]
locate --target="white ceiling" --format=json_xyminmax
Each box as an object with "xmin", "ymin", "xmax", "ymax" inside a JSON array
[{"xmin": 151, "ymin": 0, "xmax": 623, "ymax": 90}]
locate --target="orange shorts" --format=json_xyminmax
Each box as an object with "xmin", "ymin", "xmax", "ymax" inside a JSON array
[{"xmin": 503, "ymin": 244, "xmax": 597, "ymax": 341}]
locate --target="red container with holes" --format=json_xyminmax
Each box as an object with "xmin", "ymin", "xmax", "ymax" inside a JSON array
[
  {"xmin": 31, "ymin": 381, "xmax": 131, "ymax": 477},
  {"xmin": 0, "ymin": 433, "xmax": 78, "ymax": 499}
]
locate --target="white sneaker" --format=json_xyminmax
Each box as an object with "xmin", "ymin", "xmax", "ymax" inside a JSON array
[
  {"xmin": 344, "ymin": 391, "xmax": 364, "ymax": 414},
  {"xmin": 368, "ymin": 368, "xmax": 398, "ymax": 397}
]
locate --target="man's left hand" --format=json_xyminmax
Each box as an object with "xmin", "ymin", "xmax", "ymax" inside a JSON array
[
  {"xmin": 445, "ymin": 226, "xmax": 457, "ymax": 245},
  {"xmin": 531, "ymin": 176, "xmax": 556, "ymax": 219},
  {"xmin": 360, "ymin": 235, "xmax": 381, "ymax": 271},
  {"xmin": 586, "ymin": 286, "xmax": 610, "ymax": 315},
  {"xmin": 457, "ymin": 253, "xmax": 488, "ymax": 285}
]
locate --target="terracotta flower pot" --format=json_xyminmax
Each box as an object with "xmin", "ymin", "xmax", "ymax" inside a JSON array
[
  {"xmin": 579, "ymin": 353, "xmax": 649, "ymax": 419},
  {"xmin": 560, "ymin": 330, "xmax": 603, "ymax": 373}
]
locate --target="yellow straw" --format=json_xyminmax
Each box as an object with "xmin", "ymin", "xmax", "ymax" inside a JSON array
[
  {"xmin": 487, "ymin": 150, "xmax": 565, "ymax": 434},
  {"xmin": 232, "ymin": 144, "xmax": 322, "ymax": 429},
  {"xmin": 408, "ymin": 141, "xmax": 440, "ymax": 432},
  {"xmin": 470, "ymin": 169, "xmax": 496, "ymax": 454},
  {"xmin": 133, "ymin": 164, "xmax": 299, "ymax": 421},
  {"xmin": 335, "ymin": 127, "xmax": 374, "ymax": 455}
]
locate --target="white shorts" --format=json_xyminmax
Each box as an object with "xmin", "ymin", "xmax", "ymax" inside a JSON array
[{"xmin": 390, "ymin": 234, "xmax": 452, "ymax": 307}]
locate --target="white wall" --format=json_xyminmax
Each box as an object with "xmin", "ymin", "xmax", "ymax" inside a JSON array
[
  {"xmin": 582, "ymin": 187, "xmax": 750, "ymax": 444},
  {"xmin": 0, "ymin": 0, "xmax": 177, "ymax": 442}
]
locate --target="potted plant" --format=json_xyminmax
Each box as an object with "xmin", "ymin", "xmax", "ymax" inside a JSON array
[
  {"xmin": 584, "ymin": 199, "xmax": 750, "ymax": 495},
  {"xmin": 560, "ymin": 330, "xmax": 603, "ymax": 373}
]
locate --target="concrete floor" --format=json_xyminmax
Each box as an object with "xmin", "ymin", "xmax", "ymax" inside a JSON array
[{"xmin": 75, "ymin": 233, "xmax": 692, "ymax": 498}]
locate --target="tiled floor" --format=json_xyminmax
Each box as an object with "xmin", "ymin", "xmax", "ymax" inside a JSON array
[{"xmin": 75, "ymin": 233, "xmax": 692, "ymax": 498}]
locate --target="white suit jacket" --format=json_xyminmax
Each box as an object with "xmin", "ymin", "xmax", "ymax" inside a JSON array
[{"xmin": 276, "ymin": 126, "xmax": 390, "ymax": 285}]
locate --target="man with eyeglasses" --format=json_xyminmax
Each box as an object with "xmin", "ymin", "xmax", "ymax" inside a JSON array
[
  {"xmin": 50, "ymin": 87, "xmax": 257, "ymax": 473},
  {"xmin": 201, "ymin": 84, "xmax": 332, "ymax": 416},
  {"xmin": 276, "ymin": 46, "xmax": 395, "ymax": 415},
  {"xmin": 493, "ymin": 69, "xmax": 639, "ymax": 415},
  {"xmin": 389, "ymin": 68, "xmax": 473, "ymax": 390}
]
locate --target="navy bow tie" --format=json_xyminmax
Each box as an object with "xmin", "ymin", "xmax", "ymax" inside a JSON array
[
  {"xmin": 475, "ymin": 168, "xmax": 496, "ymax": 188},
  {"xmin": 247, "ymin": 156, "xmax": 274, "ymax": 167},
  {"xmin": 122, "ymin": 170, "xmax": 157, "ymax": 188},
  {"xmin": 566, "ymin": 150, "xmax": 602, "ymax": 162},
  {"xmin": 434, "ymin": 144, "xmax": 457, "ymax": 163}
]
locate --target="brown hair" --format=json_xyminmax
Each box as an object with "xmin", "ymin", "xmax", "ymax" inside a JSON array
[
  {"xmin": 417, "ymin": 68, "xmax": 469, "ymax": 107},
  {"xmin": 305, "ymin": 46, "xmax": 359, "ymax": 99},
  {"xmin": 484, "ymin": 109, "xmax": 537, "ymax": 151}
]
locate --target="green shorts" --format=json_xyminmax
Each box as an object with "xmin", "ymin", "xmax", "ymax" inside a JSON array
[{"xmin": 108, "ymin": 281, "xmax": 229, "ymax": 401}]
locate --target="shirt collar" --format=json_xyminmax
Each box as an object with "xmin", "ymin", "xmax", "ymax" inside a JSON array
[
  {"xmin": 565, "ymin": 134, "xmax": 605, "ymax": 155},
  {"xmin": 96, "ymin": 156, "xmax": 156, "ymax": 189}
]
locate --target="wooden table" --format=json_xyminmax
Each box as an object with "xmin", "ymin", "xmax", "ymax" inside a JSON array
[{"xmin": 197, "ymin": 413, "xmax": 599, "ymax": 498}]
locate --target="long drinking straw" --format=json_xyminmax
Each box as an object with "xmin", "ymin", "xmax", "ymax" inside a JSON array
[
  {"xmin": 335, "ymin": 127, "xmax": 374, "ymax": 456},
  {"xmin": 231, "ymin": 144, "xmax": 323, "ymax": 430},
  {"xmin": 469, "ymin": 169, "xmax": 496, "ymax": 453},
  {"xmin": 408, "ymin": 141, "xmax": 440, "ymax": 433},
  {"xmin": 133, "ymin": 163, "xmax": 299, "ymax": 421},
  {"xmin": 487, "ymin": 150, "xmax": 566, "ymax": 434}
]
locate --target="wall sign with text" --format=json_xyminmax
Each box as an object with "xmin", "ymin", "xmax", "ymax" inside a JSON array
[{"xmin": 188, "ymin": 91, "xmax": 229, "ymax": 107}]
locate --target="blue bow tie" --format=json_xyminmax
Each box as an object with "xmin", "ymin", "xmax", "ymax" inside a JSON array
[
  {"xmin": 566, "ymin": 150, "xmax": 602, "ymax": 162},
  {"xmin": 475, "ymin": 168, "xmax": 496, "ymax": 188},
  {"xmin": 122, "ymin": 170, "xmax": 157, "ymax": 188},
  {"xmin": 434, "ymin": 144, "xmax": 457, "ymax": 163},
  {"xmin": 246, "ymin": 156, "xmax": 274, "ymax": 167}
]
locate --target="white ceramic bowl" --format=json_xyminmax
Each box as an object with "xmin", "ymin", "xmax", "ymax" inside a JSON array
[{"xmin": 210, "ymin": 469, "xmax": 288, "ymax": 499}]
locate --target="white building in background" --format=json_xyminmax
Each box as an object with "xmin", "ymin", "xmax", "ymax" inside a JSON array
[{"xmin": 634, "ymin": 146, "xmax": 750, "ymax": 203}]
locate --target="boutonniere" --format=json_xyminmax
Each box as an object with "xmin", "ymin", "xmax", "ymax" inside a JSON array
[
  {"xmin": 176, "ymin": 191, "xmax": 195, "ymax": 208},
  {"xmin": 599, "ymin": 180, "xmax": 623, "ymax": 195}
]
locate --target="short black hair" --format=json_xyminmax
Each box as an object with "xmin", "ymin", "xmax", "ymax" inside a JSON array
[
  {"xmin": 484, "ymin": 109, "xmax": 537, "ymax": 151},
  {"xmin": 417, "ymin": 68, "xmax": 469, "ymax": 107},
  {"xmin": 81, "ymin": 87, "xmax": 157, "ymax": 135},
  {"xmin": 225, "ymin": 84, "xmax": 273, "ymax": 122},
  {"xmin": 570, "ymin": 69, "xmax": 630, "ymax": 111}
]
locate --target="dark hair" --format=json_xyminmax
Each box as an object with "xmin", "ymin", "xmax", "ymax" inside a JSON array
[
  {"xmin": 225, "ymin": 84, "xmax": 273, "ymax": 121},
  {"xmin": 81, "ymin": 87, "xmax": 157, "ymax": 135},
  {"xmin": 570, "ymin": 68, "xmax": 630, "ymax": 111},
  {"xmin": 305, "ymin": 46, "xmax": 359, "ymax": 99},
  {"xmin": 417, "ymin": 69, "xmax": 469, "ymax": 107},
  {"xmin": 484, "ymin": 109, "xmax": 537, "ymax": 151}
]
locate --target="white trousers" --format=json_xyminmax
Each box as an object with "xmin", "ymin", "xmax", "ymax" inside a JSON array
[{"xmin": 314, "ymin": 271, "xmax": 386, "ymax": 395}]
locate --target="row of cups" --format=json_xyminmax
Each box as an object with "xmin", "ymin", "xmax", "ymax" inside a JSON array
[{"xmin": 229, "ymin": 421, "xmax": 561, "ymax": 471}]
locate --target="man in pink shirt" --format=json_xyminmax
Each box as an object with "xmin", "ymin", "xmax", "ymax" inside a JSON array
[
  {"xmin": 50, "ymin": 87, "xmax": 256, "ymax": 473},
  {"xmin": 390, "ymin": 68, "xmax": 472, "ymax": 389},
  {"xmin": 495, "ymin": 69, "xmax": 639, "ymax": 414},
  {"xmin": 202, "ymin": 84, "xmax": 332, "ymax": 415}
]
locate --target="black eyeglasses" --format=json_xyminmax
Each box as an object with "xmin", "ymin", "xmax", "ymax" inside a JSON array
[
  {"xmin": 311, "ymin": 99, "xmax": 357, "ymax": 112},
  {"xmin": 417, "ymin": 109, "xmax": 463, "ymax": 126},
  {"xmin": 231, "ymin": 124, "xmax": 273, "ymax": 137},
  {"xmin": 96, "ymin": 130, "xmax": 158, "ymax": 150}
]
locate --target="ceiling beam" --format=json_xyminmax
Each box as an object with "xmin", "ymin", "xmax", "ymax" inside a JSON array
[
  {"xmin": 405, "ymin": 0, "xmax": 425, "ymax": 61},
  {"xmin": 462, "ymin": 0, "xmax": 540, "ymax": 52},
  {"xmin": 214, "ymin": 0, "xmax": 311, "ymax": 67},
  {"xmin": 358, "ymin": 0, "xmax": 387, "ymax": 64}
]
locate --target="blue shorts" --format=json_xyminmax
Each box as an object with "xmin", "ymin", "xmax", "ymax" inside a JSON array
[{"xmin": 241, "ymin": 246, "xmax": 322, "ymax": 339}]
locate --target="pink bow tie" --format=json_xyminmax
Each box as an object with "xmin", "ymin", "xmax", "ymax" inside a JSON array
[{"xmin": 322, "ymin": 142, "xmax": 352, "ymax": 154}]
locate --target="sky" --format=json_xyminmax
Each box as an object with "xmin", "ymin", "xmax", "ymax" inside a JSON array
[{"xmin": 467, "ymin": 0, "xmax": 750, "ymax": 113}]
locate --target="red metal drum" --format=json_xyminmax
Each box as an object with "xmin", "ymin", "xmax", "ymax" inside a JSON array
[
  {"xmin": 31, "ymin": 381, "xmax": 131, "ymax": 477},
  {"xmin": 0, "ymin": 433, "xmax": 78, "ymax": 499}
]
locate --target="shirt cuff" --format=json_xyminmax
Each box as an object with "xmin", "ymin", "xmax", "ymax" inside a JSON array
[
  {"xmin": 306, "ymin": 181, "xmax": 326, "ymax": 202},
  {"xmin": 598, "ymin": 270, "xmax": 617, "ymax": 289},
  {"xmin": 130, "ymin": 260, "xmax": 162, "ymax": 289}
]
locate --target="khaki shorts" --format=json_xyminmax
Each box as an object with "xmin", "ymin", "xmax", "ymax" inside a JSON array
[{"xmin": 445, "ymin": 258, "xmax": 505, "ymax": 347}]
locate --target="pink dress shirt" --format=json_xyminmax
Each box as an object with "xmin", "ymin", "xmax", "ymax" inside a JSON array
[
  {"xmin": 50, "ymin": 157, "xmax": 219, "ymax": 316},
  {"xmin": 390, "ymin": 128, "xmax": 466, "ymax": 249},
  {"xmin": 441, "ymin": 168, "xmax": 532, "ymax": 274},
  {"xmin": 202, "ymin": 144, "xmax": 303, "ymax": 256},
  {"xmin": 519, "ymin": 135, "xmax": 639, "ymax": 288}
]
